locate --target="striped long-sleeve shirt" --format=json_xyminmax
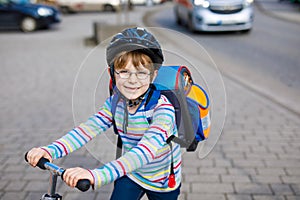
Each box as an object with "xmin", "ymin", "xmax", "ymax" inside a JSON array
[{"xmin": 42, "ymin": 94, "xmax": 182, "ymax": 192}]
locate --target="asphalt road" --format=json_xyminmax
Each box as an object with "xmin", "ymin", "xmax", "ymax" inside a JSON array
[{"xmin": 144, "ymin": 2, "xmax": 300, "ymax": 115}]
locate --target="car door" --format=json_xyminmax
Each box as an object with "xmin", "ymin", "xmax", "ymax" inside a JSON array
[
  {"xmin": 83, "ymin": 0, "xmax": 98, "ymax": 11},
  {"xmin": 0, "ymin": 1, "xmax": 22, "ymax": 29}
]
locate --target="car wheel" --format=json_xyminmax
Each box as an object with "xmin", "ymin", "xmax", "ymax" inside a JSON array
[
  {"xmin": 20, "ymin": 17, "xmax": 37, "ymax": 32},
  {"xmin": 187, "ymin": 14, "xmax": 195, "ymax": 33},
  {"xmin": 175, "ymin": 8, "xmax": 182, "ymax": 25},
  {"xmin": 176, "ymin": 16, "xmax": 182, "ymax": 25},
  {"xmin": 60, "ymin": 6, "xmax": 72, "ymax": 14},
  {"xmin": 104, "ymin": 4, "xmax": 115, "ymax": 12}
]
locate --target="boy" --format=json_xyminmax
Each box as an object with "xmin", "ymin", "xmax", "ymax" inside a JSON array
[{"xmin": 26, "ymin": 27, "xmax": 181, "ymax": 200}]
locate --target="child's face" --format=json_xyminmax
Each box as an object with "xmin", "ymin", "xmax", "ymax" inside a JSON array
[{"xmin": 115, "ymin": 57, "xmax": 157, "ymax": 100}]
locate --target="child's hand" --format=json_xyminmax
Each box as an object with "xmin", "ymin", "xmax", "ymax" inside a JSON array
[
  {"xmin": 26, "ymin": 148, "xmax": 52, "ymax": 167},
  {"xmin": 63, "ymin": 167, "xmax": 94, "ymax": 188}
]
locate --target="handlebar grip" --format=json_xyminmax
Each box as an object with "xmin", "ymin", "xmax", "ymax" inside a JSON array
[
  {"xmin": 24, "ymin": 152, "xmax": 49, "ymax": 170},
  {"xmin": 36, "ymin": 157, "xmax": 50, "ymax": 170},
  {"xmin": 76, "ymin": 179, "xmax": 91, "ymax": 192},
  {"xmin": 24, "ymin": 152, "xmax": 29, "ymax": 162},
  {"xmin": 61, "ymin": 170, "xmax": 91, "ymax": 192}
]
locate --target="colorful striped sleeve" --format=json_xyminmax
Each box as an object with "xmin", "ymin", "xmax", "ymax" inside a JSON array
[
  {"xmin": 42, "ymin": 97, "xmax": 113, "ymax": 159},
  {"xmin": 90, "ymin": 96, "xmax": 176, "ymax": 189}
]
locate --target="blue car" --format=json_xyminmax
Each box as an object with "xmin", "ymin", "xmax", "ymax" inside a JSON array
[{"xmin": 0, "ymin": 0, "xmax": 61, "ymax": 32}]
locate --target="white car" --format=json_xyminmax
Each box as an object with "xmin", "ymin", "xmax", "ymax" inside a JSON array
[
  {"xmin": 174, "ymin": 0, "xmax": 254, "ymax": 32},
  {"xmin": 57, "ymin": 0, "xmax": 122, "ymax": 13},
  {"xmin": 129, "ymin": 0, "xmax": 162, "ymax": 5}
]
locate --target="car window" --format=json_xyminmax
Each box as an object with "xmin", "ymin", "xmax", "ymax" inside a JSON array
[
  {"xmin": 0, "ymin": 0, "xmax": 9, "ymax": 4},
  {"xmin": 11, "ymin": 0, "xmax": 30, "ymax": 3},
  {"xmin": 0, "ymin": 0, "xmax": 29, "ymax": 4}
]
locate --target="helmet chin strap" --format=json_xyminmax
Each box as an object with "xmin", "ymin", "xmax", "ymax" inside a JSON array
[
  {"xmin": 127, "ymin": 88, "xmax": 149, "ymax": 107},
  {"xmin": 124, "ymin": 84, "xmax": 153, "ymax": 108},
  {"xmin": 128, "ymin": 96, "xmax": 144, "ymax": 107}
]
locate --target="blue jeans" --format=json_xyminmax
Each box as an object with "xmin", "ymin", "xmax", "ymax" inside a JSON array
[{"xmin": 110, "ymin": 176, "xmax": 180, "ymax": 200}]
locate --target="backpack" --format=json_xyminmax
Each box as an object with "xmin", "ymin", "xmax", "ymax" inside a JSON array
[{"xmin": 110, "ymin": 65, "xmax": 211, "ymax": 153}]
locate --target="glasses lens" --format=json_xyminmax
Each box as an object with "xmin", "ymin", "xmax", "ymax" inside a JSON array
[
  {"xmin": 116, "ymin": 71, "xmax": 150, "ymax": 79},
  {"xmin": 136, "ymin": 72, "xmax": 149, "ymax": 79},
  {"xmin": 120, "ymin": 71, "xmax": 130, "ymax": 79}
]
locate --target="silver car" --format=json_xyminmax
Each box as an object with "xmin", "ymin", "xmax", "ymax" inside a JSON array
[{"xmin": 174, "ymin": 0, "xmax": 254, "ymax": 32}]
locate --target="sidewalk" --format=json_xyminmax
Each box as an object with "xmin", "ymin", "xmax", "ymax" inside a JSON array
[{"xmin": 0, "ymin": 2, "xmax": 299, "ymax": 200}]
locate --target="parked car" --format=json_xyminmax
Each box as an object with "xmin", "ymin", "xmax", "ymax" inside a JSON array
[
  {"xmin": 56, "ymin": 0, "xmax": 122, "ymax": 13},
  {"xmin": 0, "ymin": 0, "xmax": 61, "ymax": 32},
  {"xmin": 174, "ymin": 0, "xmax": 254, "ymax": 32},
  {"xmin": 129, "ymin": 0, "xmax": 163, "ymax": 5}
]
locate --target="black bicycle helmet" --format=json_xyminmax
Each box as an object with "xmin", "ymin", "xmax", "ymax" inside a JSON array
[{"xmin": 106, "ymin": 27, "xmax": 164, "ymax": 73}]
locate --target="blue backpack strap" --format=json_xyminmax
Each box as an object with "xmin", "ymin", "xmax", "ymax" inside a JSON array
[
  {"xmin": 144, "ymin": 87, "xmax": 161, "ymax": 124},
  {"xmin": 111, "ymin": 93, "xmax": 119, "ymax": 121},
  {"xmin": 111, "ymin": 92, "xmax": 123, "ymax": 158},
  {"xmin": 111, "ymin": 95, "xmax": 117, "ymax": 116},
  {"xmin": 111, "ymin": 92, "xmax": 121, "ymax": 135}
]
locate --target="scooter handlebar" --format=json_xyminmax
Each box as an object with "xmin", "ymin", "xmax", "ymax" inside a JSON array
[{"xmin": 24, "ymin": 152, "xmax": 91, "ymax": 192}]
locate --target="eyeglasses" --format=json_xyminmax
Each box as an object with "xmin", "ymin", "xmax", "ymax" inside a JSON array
[{"xmin": 115, "ymin": 70, "xmax": 152, "ymax": 80}]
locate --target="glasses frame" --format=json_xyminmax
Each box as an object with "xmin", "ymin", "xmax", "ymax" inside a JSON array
[{"xmin": 114, "ymin": 70, "xmax": 152, "ymax": 80}]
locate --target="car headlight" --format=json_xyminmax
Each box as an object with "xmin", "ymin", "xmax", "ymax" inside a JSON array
[
  {"xmin": 244, "ymin": 0, "xmax": 254, "ymax": 7},
  {"xmin": 194, "ymin": 0, "xmax": 210, "ymax": 8},
  {"xmin": 37, "ymin": 7, "xmax": 54, "ymax": 16}
]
